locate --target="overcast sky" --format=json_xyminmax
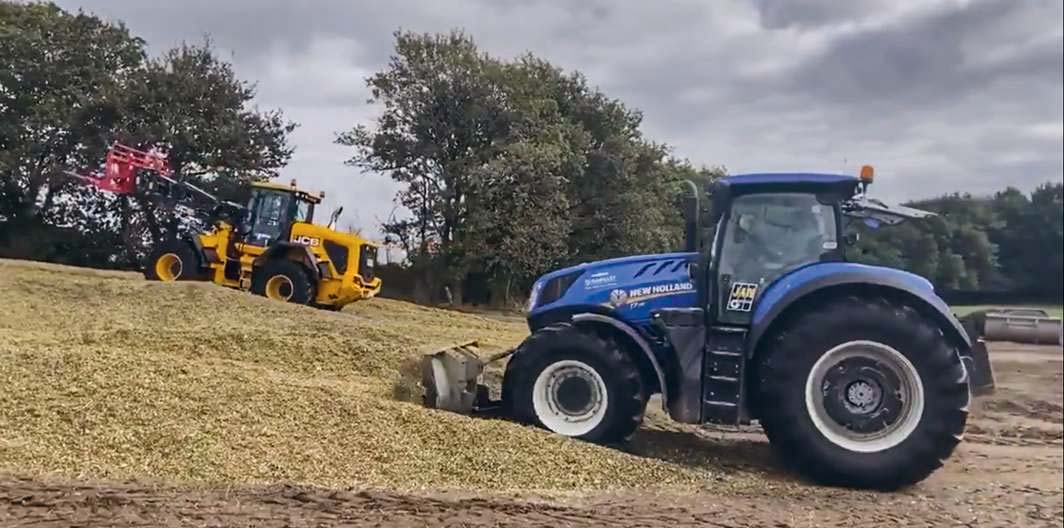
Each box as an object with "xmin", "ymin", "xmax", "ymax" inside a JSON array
[{"xmin": 56, "ymin": 0, "xmax": 1064, "ymax": 238}]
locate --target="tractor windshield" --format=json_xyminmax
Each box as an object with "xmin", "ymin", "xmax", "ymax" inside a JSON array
[{"xmin": 718, "ymin": 193, "xmax": 838, "ymax": 289}]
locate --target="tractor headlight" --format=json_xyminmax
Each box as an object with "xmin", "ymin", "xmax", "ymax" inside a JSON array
[{"xmin": 529, "ymin": 271, "xmax": 582, "ymax": 311}]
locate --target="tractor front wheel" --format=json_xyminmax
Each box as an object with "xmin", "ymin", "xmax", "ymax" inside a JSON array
[
  {"xmin": 252, "ymin": 260, "xmax": 315, "ymax": 305},
  {"xmin": 757, "ymin": 296, "xmax": 970, "ymax": 489},
  {"xmin": 144, "ymin": 240, "xmax": 204, "ymax": 282},
  {"xmin": 502, "ymin": 323, "xmax": 647, "ymax": 444}
]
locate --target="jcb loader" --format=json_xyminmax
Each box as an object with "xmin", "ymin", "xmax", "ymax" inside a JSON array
[{"xmin": 71, "ymin": 143, "xmax": 381, "ymax": 309}]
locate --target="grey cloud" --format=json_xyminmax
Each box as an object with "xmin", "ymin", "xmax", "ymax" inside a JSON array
[
  {"xmin": 752, "ymin": 0, "xmax": 897, "ymax": 29},
  {"xmin": 52, "ymin": 0, "xmax": 1063, "ymax": 237},
  {"xmin": 789, "ymin": 0, "xmax": 1062, "ymax": 106}
]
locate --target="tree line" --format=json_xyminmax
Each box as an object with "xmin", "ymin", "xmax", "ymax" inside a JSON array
[
  {"xmin": 340, "ymin": 31, "xmax": 721, "ymax": 305},
  {"xmin": 0, "ymin": 2, "xmax": 294, "ymax": 267},
  {"xmin": 853, "ymin": 183, "xmax": 1063, "ymax": 302},
  {"xmin": 2, "ymin": 3, "xmax": 1060, "ymax": 306}
]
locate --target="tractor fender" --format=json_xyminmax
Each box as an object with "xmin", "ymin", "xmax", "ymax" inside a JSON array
[
  {"xmin": 571, "ymin": 313, "xmax": 669, "ymax": 411},
  {"xmin": 748, "ymin": 262, "xmax": 972, "ymax": 357},
  {"xmin": 254, "ymin": 242, "xmax": 321, "ymax": 280}
]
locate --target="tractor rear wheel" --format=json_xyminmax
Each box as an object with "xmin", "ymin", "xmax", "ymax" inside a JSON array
[
  {"xmin": 252, "ymin": 260, "xmax": 315, "ymax": 305},
  {"xmin": 757, "ymin": 296, "xmax": 969, "ymax": 489},
  {"xmin": 143, "ymin": 240, "xmax": 204, "ymax": 282},
  {"xmin": 502, "ymin": 323, "xmax": 646, "ymax": 444}
]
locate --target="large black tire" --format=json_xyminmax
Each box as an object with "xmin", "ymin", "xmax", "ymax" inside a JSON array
[
  {"xmin": 251, "ymin": 260, "xmax": 315, "ymax": 305},
  {"xmin": 502, "ymin": 323, "xmax": 646, "ymax": 444},
  {"xmin": 143, "ymin": 240, "xmax": 205, "ymax": 281},
  {"xmin": 757, "ymin": 296, "xmax": 970, "ymax": 490}
]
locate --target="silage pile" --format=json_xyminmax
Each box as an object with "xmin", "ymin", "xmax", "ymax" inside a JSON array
[{"xmin": 0, "ymin": 259, "xmax": 705, "ymax": 492}]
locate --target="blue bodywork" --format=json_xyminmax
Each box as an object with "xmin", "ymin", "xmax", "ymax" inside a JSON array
[
  {"xmin": 723, "ymin": 172, "xmax": 858, "ymax": 187},
  {"xmin": 525, "ymin": 172, "xmax": 966, "ymax": 349},
  {"xmin": 529, "ymin": 257, "xmax": 954, "ymax": 332},
  {"xmin": 518, "ymin": 171, "xmax": 981, "ymax": 424},
  {"xmin": 528, "ymin": 251, "xmax": 698, "ymax": 326},
  {"xmin": 752, "ymin": 262, "xmax": 934, "ymax": 328}
]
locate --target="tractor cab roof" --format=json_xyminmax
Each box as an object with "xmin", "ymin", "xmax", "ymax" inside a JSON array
[
  {"xmin": 704, "ymin": 173, "xmax": 863, "ymax": 225},
  {"xmin": 718, "ymin": 172, "xmax": 860, "ymax": 196},
  {"xmin": 251, "ymin": 180, "xmax": 324, "ymax": 204}
]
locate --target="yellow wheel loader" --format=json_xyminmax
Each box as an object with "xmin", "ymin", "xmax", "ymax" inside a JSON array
[{"xmin": 72, "ymin": 143, "xmax": 381, "ymax": 309}]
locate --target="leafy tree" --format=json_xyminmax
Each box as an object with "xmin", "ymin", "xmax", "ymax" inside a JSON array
[
  {"xmin": 502, "ymin": 56, "xmax": 686, "ymax": 262},
  {"xmin": 338, "ymin": 30, "xmax": 508, "ymax": 303},
  {"xmin": 852, "ymin": 184, "xmax": 1062, "ymax": 301},
  {"xmin": 343, "ymin": 32, "xmax": 716, "ymax": 303},
  {"xmin": 0, "ymin": 3, "xmax": 296, "ymax": 265},
  {"xmin": 114, "ymin": 40, "xmax": 297, "ymax": 247},
  {"xmin": 989, "ymin": 183, "xmax": 1063, "ymax": 296},
  {"xmin": 0, "ymin": 1, "xmax": 142, "ymax": 252}
]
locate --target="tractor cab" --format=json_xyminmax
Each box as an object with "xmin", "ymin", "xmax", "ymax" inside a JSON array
[
  {"xmin": 239, "ymin": 181, "xmax": 323, "ymax": 246},
  {"xmin": 694, "ymin": 172, "xmax": 864, "ymax": 324},
  {"xmin": 686, "ymin": 168, "xmax": 936, "ymax": 325}
]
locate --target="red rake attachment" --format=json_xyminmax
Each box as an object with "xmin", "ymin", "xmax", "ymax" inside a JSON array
[{"xmin": 66, "ymin": 143, "xmax": 172, "ymax": 195}]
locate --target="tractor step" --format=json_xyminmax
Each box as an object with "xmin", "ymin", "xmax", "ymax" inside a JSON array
[{"xmin": 703, "ymin": 326, "xmax": 747, "ymax": 425}]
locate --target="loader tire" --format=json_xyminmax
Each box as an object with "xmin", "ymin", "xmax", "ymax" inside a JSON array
[
  {"xmin": 757, "ymin": 296, "xmax": 969, "ymax": 490},
  {"xmin": 252, "ymin": 260, "xmax": 314, "ymax": 305},
  {"xmin": 312, "ymin": 302, "xmax": 344, "ymax": 312},
  {"xmin": 143, "ymin": 240, "xmax": 204, "ymax": 282},
  {"xmin": 503, "ymin": 323, "xmax": 646, "ymax": 444}
]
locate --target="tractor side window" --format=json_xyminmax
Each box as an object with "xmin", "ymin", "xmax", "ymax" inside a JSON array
[
  {"xmin": 718, "ymin": 193, "xmax": 837, "ymax": 304},
  {"xmin": 248, "ymin": 191, "xmax": 290, "ymax": 246},
  {"xmin": 294, "ymin": 200, "xmax": 312, "ymax": 223}
]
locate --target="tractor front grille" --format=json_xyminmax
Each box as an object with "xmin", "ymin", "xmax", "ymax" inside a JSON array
[{"xmin": 324, "ymin": 241, "xmax": 349, "ymax": 274}]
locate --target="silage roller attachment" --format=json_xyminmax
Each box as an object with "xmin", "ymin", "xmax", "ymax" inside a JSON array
[
  {"xmin": 959, "ymin": 308, "xmax": 1062, "ymax": 398},
  {"xmin": 421, "ymin": 340, "xmax": 512, "ymax": 415},
  {"xmin": 982, "ymin": 309, "xmax": 1063, "ymax": 345}
]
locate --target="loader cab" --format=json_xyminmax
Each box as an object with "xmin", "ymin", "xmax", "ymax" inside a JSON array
[{"xmin": 239, "ymin": 182, "xmax": 321, "ymax": 246}]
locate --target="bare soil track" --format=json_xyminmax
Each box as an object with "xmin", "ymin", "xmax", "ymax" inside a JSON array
[{"xmin": 2, "ymin": 342, "xmax": 1061, "ymax": 527}]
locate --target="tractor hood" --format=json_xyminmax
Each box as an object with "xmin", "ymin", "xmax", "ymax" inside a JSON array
[{"xmin": 527, "ymin": 252, "xmax": 698, "ymax": 324}]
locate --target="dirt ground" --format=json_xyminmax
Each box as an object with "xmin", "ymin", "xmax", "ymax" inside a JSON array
[{"xmin": 2, "ymin": 342, "xmax": 1061, "ymax": 527}]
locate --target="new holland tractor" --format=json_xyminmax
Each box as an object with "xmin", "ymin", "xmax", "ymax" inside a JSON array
[
  {"xmin": 422, "ymin": 166, "xmax": 996, "ymax": 490},
  {"xmin": 71, "ymin": 143, "xmax": 381, "ymax": 309}
]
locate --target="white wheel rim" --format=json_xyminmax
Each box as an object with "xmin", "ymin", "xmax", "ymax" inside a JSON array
[
  {"xmin": 532, "ymin": 359, "xmax": 609, "ymax": 437},
  {"xmin": 804, "ymin": 340, "xmax": 925, "ymax": 453}
]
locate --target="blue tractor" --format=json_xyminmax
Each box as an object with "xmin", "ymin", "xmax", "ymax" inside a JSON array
[{"xmin": 421, "ymin": 166, "xmax": 995, "ymax": 490}]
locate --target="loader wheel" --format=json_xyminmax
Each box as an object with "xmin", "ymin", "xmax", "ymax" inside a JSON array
[
  {"xmin": 252, "ymin": 260, "xmax": 314, "ymax": 305},
  {"xmin": 144, "ymin": 240, "xmax": 203, "ymax": 282},
  {"xmin": 503, "ymin": 323, "xmax": 646, "ymax": 444},
  {"xmin": 757, "ymin": 296, "xmax": 969, "ymax": 490}
]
